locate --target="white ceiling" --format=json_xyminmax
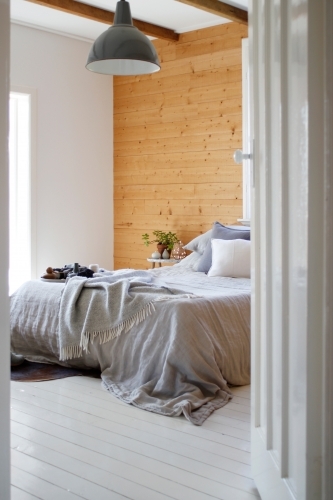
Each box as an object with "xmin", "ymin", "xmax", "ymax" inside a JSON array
[{"xmin": 10, "ymin": 0, "xmax": 248, "ymax": 42}]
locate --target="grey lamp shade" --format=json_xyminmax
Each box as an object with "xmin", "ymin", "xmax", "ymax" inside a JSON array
[{"xmin": 86, "ymin": 0, "xmax": 161, "ymax": 76}]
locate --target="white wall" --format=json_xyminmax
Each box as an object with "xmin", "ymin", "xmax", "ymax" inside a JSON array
[
  {"xmin": 10, "ymin": 24, "xmax": 114, "ymax": 275},
  {"xmin": 0, "ymin": 1, "xmax": 10, "ymax": 498}
]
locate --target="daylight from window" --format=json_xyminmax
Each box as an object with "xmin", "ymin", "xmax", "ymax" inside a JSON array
[{"xmin": 9, "ymin": 92, "xmax": 31, "ymax": 295}]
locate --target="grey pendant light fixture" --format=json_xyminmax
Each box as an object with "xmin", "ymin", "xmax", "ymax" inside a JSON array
[{"xmin": 86, "ymin": 0, "xmax": 161, "ymax": 76}]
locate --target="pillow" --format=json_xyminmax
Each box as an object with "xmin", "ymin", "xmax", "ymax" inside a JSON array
[
  {"xmin": 208, "ymin": 239, "xmax": 251, "ymax": 278},
  {"xmin": 183, "ymin": 229, "xmax": 212, "ymax": 255},
  {"xmin": 175, "ymin": 251, "xmax": 202, "ymax": 270},
  {"xmin": 197, "ymin": 221, "xmax": 250, "ymax": 273}
]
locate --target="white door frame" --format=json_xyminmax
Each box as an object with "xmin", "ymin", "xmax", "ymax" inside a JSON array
[
  {"xmin": 0, "ymin": 0, "xmax": 11, "ymax": 498},
  {"xmin": 250, "ymin": 0, "xmax": 333, "ymax": 499},
  {"xmin": 322, "ymin": 2, "xmax": 333, "ymax": 496},
  {"xmin": 241, "ymin": 37, "xmax": 251, "ymax": 224}
]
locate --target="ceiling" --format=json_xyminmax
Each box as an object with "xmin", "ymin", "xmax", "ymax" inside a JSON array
[{"xmin": 10, "ymin": 0, "xmax": 248, "ymax": 42}]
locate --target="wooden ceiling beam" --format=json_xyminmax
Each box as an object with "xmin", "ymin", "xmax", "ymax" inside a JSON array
[
  {"xmin": 175, "ymin": 0, "xmax": 248, "ymax": 25},
  {"xmin": 26, "ymin": 0, "xmax": 180, "ymax": 41}
]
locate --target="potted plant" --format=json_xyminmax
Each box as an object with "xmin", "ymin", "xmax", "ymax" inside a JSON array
[{"xmin": 142, "ymin": 230, "xmax": 179, "ymax": 258}]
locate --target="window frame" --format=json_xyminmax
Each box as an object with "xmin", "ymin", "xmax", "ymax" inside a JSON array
[
  {"xmin": 241, "ymin": 37, "xmax": 251, "ymax": 224},
  {"xmin": 9, "ymin": 85, "xmax": 37, "ymax": 286}
]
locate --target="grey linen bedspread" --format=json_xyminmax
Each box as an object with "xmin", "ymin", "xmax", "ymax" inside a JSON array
[
  {"xmin": 58, "ymin": 270, "xmax": 196, "ymax": 361},
  {"xmin": 10, "ymin": 268, "xmax": 251, "ymax": 425}
]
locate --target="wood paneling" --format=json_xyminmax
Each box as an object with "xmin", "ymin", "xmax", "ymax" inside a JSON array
[
  {"xmin": 114, "ymin": 23, "xmax": 247, "ymax": 269},
  {"xmin": 114, "ymin": 66, "xmax": 242, "ymax": 97}
]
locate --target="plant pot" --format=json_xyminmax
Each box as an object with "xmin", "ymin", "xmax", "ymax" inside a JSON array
[{"xmin": 157, "ymin": 244, "xmax": 167, "ymax": 257}]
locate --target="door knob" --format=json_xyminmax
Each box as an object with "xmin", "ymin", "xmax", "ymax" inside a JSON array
[{"xmin": 233, "ymin": 149, "xmax": 252, "ymax": 164}]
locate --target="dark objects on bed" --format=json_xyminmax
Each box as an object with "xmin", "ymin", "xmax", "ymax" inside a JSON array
[{"xmin": 41, "ymin": 263, "xmax": 95, "ymax": 280}]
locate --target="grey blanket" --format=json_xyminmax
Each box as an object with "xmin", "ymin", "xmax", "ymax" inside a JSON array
[
  {"xmin": 59, "ymin": 270, "xmax": 196, "ymax": 361},
  {"xmin": 10, "ymin": 269, "xmax": 251, "ymax": 425}
]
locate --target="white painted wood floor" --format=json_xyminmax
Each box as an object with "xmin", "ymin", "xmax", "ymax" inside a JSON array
[{"xmin": 10, "ymin": 378, "xmax": 259, "ymax": 500}]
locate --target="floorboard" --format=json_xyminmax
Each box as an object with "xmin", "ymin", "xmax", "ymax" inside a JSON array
[{"xmin": 11, "ymin": 378, "xmax": 259, "ymax": 500}]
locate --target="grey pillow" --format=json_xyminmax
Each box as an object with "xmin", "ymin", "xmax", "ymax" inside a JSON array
[
  {"xmin": 197, "ymin": 222, "xmax": 250, "ymax": 273},
  {"xmin": 183, "ymin": 229, "xmax": 212, "ymax": 255},
  {"xmin": 175, "ymin": 251, "xmax": 202, "ymax": 270}
]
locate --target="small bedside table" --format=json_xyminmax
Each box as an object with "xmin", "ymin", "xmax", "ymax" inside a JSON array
[{"xmin": 147, "ymin": 258, "xmax": 178, "ymax": 269}]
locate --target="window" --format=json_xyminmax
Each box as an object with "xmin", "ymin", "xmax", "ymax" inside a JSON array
[{"xmin": 9, "ymin": 89, "xmax": 36, "ymax": 294}]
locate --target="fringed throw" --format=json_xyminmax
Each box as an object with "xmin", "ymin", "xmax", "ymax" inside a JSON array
[{"xmin": 58, "ymin": 270, "xmax": 197, "ymax": 361}]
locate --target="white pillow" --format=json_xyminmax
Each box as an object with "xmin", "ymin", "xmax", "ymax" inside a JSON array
[
  {"xmin": 183, "ymin": 229, "xmax": 212, "ymax": 255},
  {"xmin": 175, "ymin": 251, "xmax": 202, "ymax": 270},
  {"xmin": 208, "ymin": 238, "xmax": 251, "ymax": 278}
]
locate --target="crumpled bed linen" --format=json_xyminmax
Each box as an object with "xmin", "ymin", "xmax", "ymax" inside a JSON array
[{"xmin": 10, "ymin": 268, "xmax": 250, "ymax": 425}]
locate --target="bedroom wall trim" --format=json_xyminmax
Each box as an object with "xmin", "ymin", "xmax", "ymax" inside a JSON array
[{"xmin": 0, "ymin": 0, "xmax": 10, "ymax": 497}]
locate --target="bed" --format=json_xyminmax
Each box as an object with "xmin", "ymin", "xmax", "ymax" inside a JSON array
[{"xmin": 10, "ymin": 223, "xmax": 251, "ymax": 426}]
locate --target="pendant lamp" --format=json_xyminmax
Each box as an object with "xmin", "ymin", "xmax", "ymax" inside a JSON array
[{"xmin": 86, "ymin": 0, "xmax": 161, "ymax": 75}]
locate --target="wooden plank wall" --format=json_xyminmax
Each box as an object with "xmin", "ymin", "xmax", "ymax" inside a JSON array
[{"xmin": 114, "ymin": 22, "xmax": 248, "ymax": 270}]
